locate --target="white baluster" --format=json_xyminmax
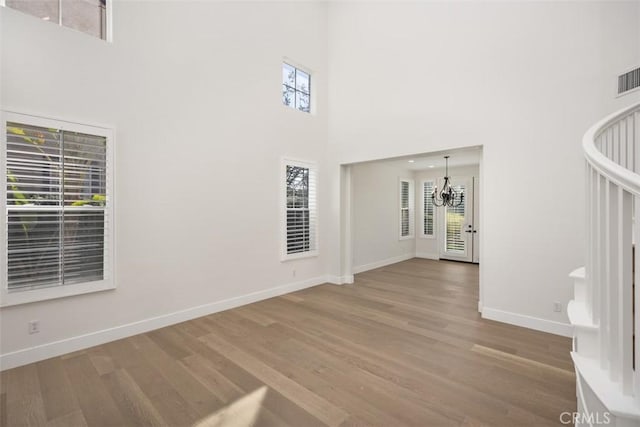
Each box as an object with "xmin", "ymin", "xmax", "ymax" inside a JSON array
[
  {"xmin": 627, "ymin": 115, "xmax": 634, "ymax": 172},
  {"xmin": 635, "ymin": 112, "xmax": 640, "ymax": 175},
  {"xmin": 619, "ymin": 189, "xmax": 633, "ymax": 394},
  {"xmin": 600, "ymin": 175, "xmax": 609, "ymax": 370},
  {"xmin": 613, "ymin": 123, "xmax": 620, "ymax": 165},
  {"xmin": 584, "ymin": 162, "xmax": 595, "ymax": 321},
  {"xmin": 617, "ymin": 120, "xmax": 628, "ymax": 169},
  {"xmin": 609, "ymin": 181, "xmax": 620, "ymax": 381},
  {"xmin": 592, "ymin": 166, "xmax": 600, "ymax": 325},
  {"xmin": 635, "ymin": 194, "xmax": 640, "ymax": 401}
]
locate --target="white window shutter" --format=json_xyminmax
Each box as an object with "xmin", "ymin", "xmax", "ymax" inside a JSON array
[
  {"xmin": 283, "ymin": 160, "xmax": 317, "ymax": 259},
  {"xmin": 399, "ymin": 179, "xmax": 414, "ymax": 239},
  {"xmin": 5, "ymin": 118, "xmax": 110, "ymax": 292},
  {"xmin": 423, "ymin": 180, "xmax": 435, "ymax": 237}
]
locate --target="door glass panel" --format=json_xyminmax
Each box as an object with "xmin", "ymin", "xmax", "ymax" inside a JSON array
[{"xmin": 445, "ymin": 184, "xmax": 465, "ymax": 253}]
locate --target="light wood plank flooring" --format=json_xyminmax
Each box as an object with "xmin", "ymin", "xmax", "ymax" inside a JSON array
[{"xmin": 0, "ymin": 259, "xmax": 576, "ymax": 426}]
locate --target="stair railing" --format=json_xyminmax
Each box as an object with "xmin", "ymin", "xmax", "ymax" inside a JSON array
[{"xmin": 583, "ymin": 102, "xmax": 640, "ymax": 400}]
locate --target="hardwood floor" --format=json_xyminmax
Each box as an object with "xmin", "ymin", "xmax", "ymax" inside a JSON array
[{"xmin": 0, "ymin": 259, "xmax": 576, "ymax": 426}]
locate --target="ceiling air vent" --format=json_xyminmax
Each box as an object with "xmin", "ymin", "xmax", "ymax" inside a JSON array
[{"xmin": 618, "ymin": 66, "xmax": 640, "ymax": 95}]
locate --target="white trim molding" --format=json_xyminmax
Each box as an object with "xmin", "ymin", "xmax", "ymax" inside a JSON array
[
  {"xmin": 352, "ymin": 253, "xmax": 414, "ymax": 275},
  {"xmin": 0, "ymin": 275, "xmax": 329, "ymax": 371},
  {"xmin": 415, "ymin": 252, "xmax": 439, "ymax": 260},
  {"xmin": 482, "ymin": 307, "xmax": 572, "ymax": 337},
  {"xmin": 327, "ymin": 274, "xmax": 354, "ymax": 285}
]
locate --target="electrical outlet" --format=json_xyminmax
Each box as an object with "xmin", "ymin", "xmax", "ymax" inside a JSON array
[
  {"xmin": 553, "ymin": 302, "xmax": 562, "ymax": 313},
  {"xmin": 28, "ymin": 320, "xmax": 40, "ymax": 334}
]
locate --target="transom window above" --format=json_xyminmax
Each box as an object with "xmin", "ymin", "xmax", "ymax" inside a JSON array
[
  {"xmin": 282, "ymin": 63, "xmax": 311, "ymax": 113},
  {"xmin": 4, "ymin": 0, "xmax": 108, "ymax": 40}
]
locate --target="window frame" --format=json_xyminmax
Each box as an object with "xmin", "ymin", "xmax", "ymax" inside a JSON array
[
  {"xmin": 421, "ymin": 180, "xmax": 436, "ymax": 239},
  {"xmin": 281, "ymin": 158, "xmax": 318, "ymax": 262},
  {"xmin": 0, "ymin": 111, "xmax": 115, "ymax": 307},
  {"xmin": 282, "ymin": 62, "xmax": 312, "ymax": 114},
  {"xmin": 1, "ymin": 0, "xmax": 113, "ymax": 42},
  {"xmin": 399, "ymin": 178, "xmax": 414, "ymax": 240}
]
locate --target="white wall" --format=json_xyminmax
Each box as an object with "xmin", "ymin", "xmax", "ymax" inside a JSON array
[
  {"xmin": 2, "ymin": 0, "xmax": 639, "ymax": 366},
  {"xmin": 0, "ymin": 1, "xmax": 329, "ymax": 366},
  {"xmin": 415, "ymin": 165, "xmax": 480, "ymax": 260},
  {"xmin": 599, "ymin": 1, "xmax": 640, "ymax": 111},
  {"xmin": 350, "ymin": 162, "xmax": 415, "ymax": 272},
  {"xmin": 327, "ymin": 1, "xmax": 640, "ymax": 335}
]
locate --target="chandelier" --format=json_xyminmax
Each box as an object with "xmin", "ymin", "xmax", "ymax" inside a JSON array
[{"xmin": 432, "ymin": 156, "xmax": 464, "ymax": 207}]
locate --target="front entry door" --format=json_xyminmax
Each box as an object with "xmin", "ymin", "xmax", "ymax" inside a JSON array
[{"xmin": 439, "ymin": 176, "xmax": 474, "ymax": 262}]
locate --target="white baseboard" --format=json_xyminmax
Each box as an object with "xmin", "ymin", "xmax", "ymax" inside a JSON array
[
  {"xmin": 415, "ymin": 252, "xmax": 439, "ymax": 260},
  {"xmin": 352, "ymin": 253, "xmax": 415, "ymax": 274},
  {"xmin": 0, "ymin": 276, "xmax": 327, "ymax": 371},
  {"xmin": 326, "ymin": 275, "xmax": 354, "ymax": 285},
  {"xmin": 482, "ymin": 307, "xmax": 572, "ymax": 337}
]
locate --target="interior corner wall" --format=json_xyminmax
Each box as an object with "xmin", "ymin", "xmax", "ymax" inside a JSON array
[
  {"xmin": 327, "ymin": 1, "xmax": 639, "ymax": 335},
  {"xmin": 350, "ymin": 162, "xmax": 415, "ymax": 273},
  {"xmin": 0, "ymin": 1, "xmax": 328, "ymax": 367}
]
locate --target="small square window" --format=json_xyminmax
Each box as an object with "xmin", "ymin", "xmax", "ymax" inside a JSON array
[{"xmin": 282, "ymin": 63, "xmax": 311, "ymax": 113}]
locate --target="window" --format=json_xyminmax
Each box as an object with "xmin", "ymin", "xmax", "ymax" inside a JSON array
[
  {"xmin": 422, "ymin": 180, "xmax": 435, "ymax": 238},
  {"xmin": 4, "ymin": 0, "xmax": 109, "ymax": 40},
  {"xmin": 399, "ymin": 179, "xmax": 414, "ymax": 239},
  {"xmin": 1, "ymin": 112, "xmax": 114, "ymax": 307},
  {"xmin": 446, "ymin": 183, "xmax": 466, "ymax": 253},
  {"xmin": 282, "ymin": 63, "xmax": 311, "ymax": 113},
  {"xmin": 282, "ymin": 159, "xmax": 317, "ymax": 260}
]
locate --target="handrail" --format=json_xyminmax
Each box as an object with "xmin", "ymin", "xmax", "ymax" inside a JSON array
[
  {"xmin": 583, "ymin": 103, "xmax": 640, "ymax": 195},
  {"xmin": 576, "ymin": 100, "xmax": 640, "ymax": 423}
]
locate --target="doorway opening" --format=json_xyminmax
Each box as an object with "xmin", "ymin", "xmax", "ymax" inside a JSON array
[
  {"xmin": 339, "ymin": 145, "xmax": 483, "ymax": 312},
  {"xmin": 439, "ymin": 175, "xmax": 479, "ymax": 263}
]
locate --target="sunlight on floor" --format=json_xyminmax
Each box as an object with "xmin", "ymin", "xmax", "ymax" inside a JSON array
[{"xmin": 192, "ymin": 386, "xmax": 268, "ymax": 427}]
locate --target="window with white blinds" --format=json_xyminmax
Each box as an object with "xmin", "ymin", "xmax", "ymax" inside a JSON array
[
  {"xmin": 2, "ymin": 113, "xmax": 114, "ymax": 306},
  {"xmin": 422, "ymin": 180, "xmax": 435, "ymax": 237},
  {"xmin": 399, "ymin": 179, "xmax": 414, "ymax": 239},
  {"xmin": 445, "ymin": 184, "xmax": 466, "ymax": 253},
  {"xmin": 282, "ymin": 160, "xmax": 317, "ymax": 260}
]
